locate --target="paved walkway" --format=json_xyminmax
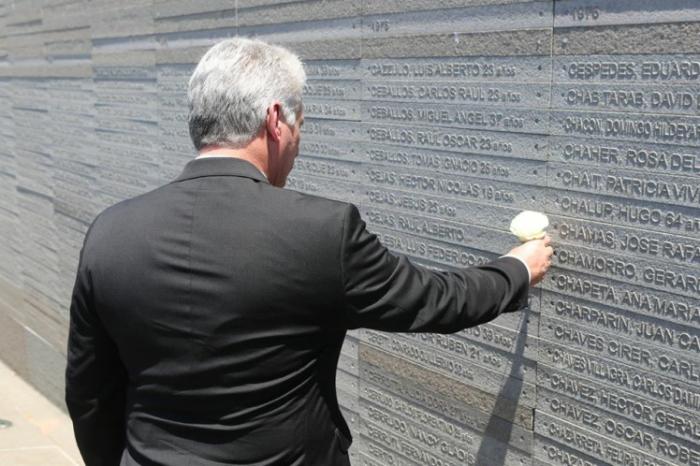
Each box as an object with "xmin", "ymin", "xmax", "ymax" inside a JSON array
[{"xmin": 0, "ymin": 360, "xmax": 83, "ymax": 465}]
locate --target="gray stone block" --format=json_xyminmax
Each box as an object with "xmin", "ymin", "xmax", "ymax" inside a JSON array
[
  {"xmin": 554, "ymin": 0, "xmax": 700, "ymax": 29},
  {"xmin": 362, "ymin": 1, "xmax": 551, "ymax": 38},
  {"xmin": 237, "ymin": 0, "xmax": 361, "ymax": 26},
  {"xmin": 546, "ymin": 187, "xmax": 700, "ymax": 237},
  {"xmin": 550, "ymin": 242, "xmax": 700, "ymax": 300},
  {"xmin": 535, "ymin": 410, "xmax": 682, "ymax": 466},
  {"xmin": 364, "ymin": 0, "xmax": 539, "ymax": 16},
  {"xmin": 538, "ymin": 339, "xmax": 700, "ymax": 415},
  {"xmin": 358, "ymin": 398, "xmax": 532, "ymax": 465},
  {"xmin": 548, "ymin": 214, "xmax": 700, "ymax": 267},
  {"xmin": 550, "ymin": 110, "xmax": 700, "ymax": 148},
  {"xmin": 542, "ymin": 268, "xmax": 700, "ymax": 331},
  {"xmin": 538, "ymin": 363, "xmax": 700, "ymax": 442},
  {"xmin": 554, "ymin": 22, "xmax": 700, "ymax": 55},
  {"xmin": 553, "ymin": 53, "xmax": 700, "ymax": 83},
  {"xmin": 363, "ymin": 29, "xmax": 552, "ymax": 58},
  {"xmin": 359, "ymin": 343, "xmax": 535, "ymax": 429}
]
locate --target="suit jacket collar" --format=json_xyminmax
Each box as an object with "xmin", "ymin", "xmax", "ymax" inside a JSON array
[{"xmin": 173, "ymin": 157, "xmax": 269, "ymax": 184}]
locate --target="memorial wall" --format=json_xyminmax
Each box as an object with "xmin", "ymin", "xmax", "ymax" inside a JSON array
[{"xmin": 0, "ymin": 1, "xmax": 698, "ymax": 465}]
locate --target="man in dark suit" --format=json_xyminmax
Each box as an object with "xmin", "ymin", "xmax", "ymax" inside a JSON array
[{"xmin": 65, "ymin": 38, "xmax": 552, "ymax": 466}]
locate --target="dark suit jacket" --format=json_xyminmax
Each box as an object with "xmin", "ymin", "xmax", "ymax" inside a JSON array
[{"xmin": 65, "ymin": 157, "xmax": 529, "ymax": 466}]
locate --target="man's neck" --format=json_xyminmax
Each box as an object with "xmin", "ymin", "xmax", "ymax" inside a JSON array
[{"xmin": 196, "ymin": 146, "xmax": 269, "ymax": 180}]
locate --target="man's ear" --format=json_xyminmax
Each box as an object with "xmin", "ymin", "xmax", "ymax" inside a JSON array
[{"xmin": 265, "ymin": 102, "xmax": 283, "ymax": 143}]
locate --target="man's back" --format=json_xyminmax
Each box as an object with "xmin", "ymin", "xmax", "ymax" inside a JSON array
[
  {"xmin": 67, "ymin": 156, "xmax": 531, "ymax": 465},
  {"xmin": 77, "ymin": 157, "xmax": 353, "ymax": 465}
]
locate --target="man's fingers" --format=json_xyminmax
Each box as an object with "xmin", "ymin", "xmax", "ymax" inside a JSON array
[
  {"xmin": 506, "ymin": 234, "xmax": 555, "ymax": 286},
  {"xmin": 542, "ymin": 234, "xmax": 552, "ymax": 246}
]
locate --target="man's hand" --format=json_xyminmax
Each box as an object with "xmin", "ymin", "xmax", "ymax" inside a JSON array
[{"xmin": 506, "ymin": 235, "xmax": 553, "ymax": 286}]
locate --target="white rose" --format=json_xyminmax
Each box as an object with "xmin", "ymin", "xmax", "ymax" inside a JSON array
[{"xmin": 510, "ymin": 211, "xmax": 549, "ymax": 242}]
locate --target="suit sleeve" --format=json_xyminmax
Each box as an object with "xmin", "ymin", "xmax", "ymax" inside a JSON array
[
  {"xmin": 65, "ymin": 220, "xmax": 128, "ymax": 466},
  {"xmin": 340, "ymin": 204, "xmax": 529, "ymax": 332}
]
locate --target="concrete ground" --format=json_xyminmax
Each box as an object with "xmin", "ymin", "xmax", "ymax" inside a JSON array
[{"xmin": 0, "ymin": 360, "xmax": 83, "ymax": 465}]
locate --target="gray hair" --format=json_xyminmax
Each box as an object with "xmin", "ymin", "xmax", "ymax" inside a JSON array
[{"xmin": 187, "ymin": 38, "xmax": 306, "ymax": 150}]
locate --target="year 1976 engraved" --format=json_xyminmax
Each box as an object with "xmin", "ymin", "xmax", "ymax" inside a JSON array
[
  {"xmin": 367, "ymin": 19, "xmax": 389, "ymax": 32},
  {"xmin": 566, "ymin": 6, "xmax": 600, "ymax": 22}
]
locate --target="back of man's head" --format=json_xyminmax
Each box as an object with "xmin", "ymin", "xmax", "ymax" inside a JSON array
[{"xmin": 187, "ymin": 38, "xmax": 306, "ymax": 151}]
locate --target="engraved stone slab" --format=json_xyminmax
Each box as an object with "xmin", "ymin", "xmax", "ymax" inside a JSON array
[
  {"xmin": 362, "ymin": 1, "xmax": 551, "ymax": 38},
  {"xmin": 362, "ymin": 163, "xmax": 544, "ymax": 209},
  {"xmin": 551, "ymin": 244, "xmax": 700, "ymax": 300},
  {"xmin": 550, "ymin": 136, "xmax": 700, "ymax": 176},
  {"xmin": 370, "ymin": 225, "xmax": 491, "ymax": 269},
  {"xmin": 237, "ymin": 0, "xmax": 361, "ymax": 26},
  {"xmin": 305, "ymin": 59, "xmax": 361, "ymax": 80},
  {"xmin": 540, "ymin": 314, "xmax": 700, "ymax": 384},
  {"xmin": 294, "ymin": 154, "xmax": 545, "ymax": 209},
  {"xmin": 401, "ymin": 330, "xmax": 537, "ymax": 381},
  {"xmin": 337, "ymin": 368, "xmax": 359, "ymax": 396},
  {"xmin": 549, "ymin": 162, "xmax": 700, "ymax": 210},
  {"xmin": 551, "ymin": 110, "xmax": 700, "ymax": 147},
  {"xmin": 555, "ymin": 0, "xmax": 700, "ymax": 28},
  {"xmin": 363, "ymin": 28, "xmax": 552, "ymax": 59},
  {"xmin": 154, "ymin": 8, "xmax": 236, "ymax": 35},
  {"xmin": 359, "ymin": 429, "xmax": 458, "ymax": 466},
  {"xmin": 534, "ymin": 426, "xmax": 674, "ymax": 466},
  {"xmin": 554, "ymin": 54, "xmax": 700, "ymax": 83},
  {"xmin": 538, "ymin": 364, "xmax": 700, "ymax": 443},
  {"xmin": 303, "ymin": 80, "xmax": 360, "ymax": 100},
  {"xmin": 358, "ymin": 143, "xmax": 546, "ymax": 184},
  {"xmin": 286, "ymin": 171, "xmax": 526, "ymax": 231},
  {"xmin": 238, "ymin": 17, "xmax": 360, "ymax": 45},
  {"xmin": 542, "ymin": 292, "xmax": 700, "ymax": 362},
  {"xmin": 360, "ymin": 205, "xmax": 522, "ymax": 255},
  {"xmin": 552, "ymin": 83, "xmax": 700, "ymax": 116},
  {"xmin": 363, "ymin": 56, "xmax": 551, "ymax": 83},
  {"xmin": 365, "ymin": 79, "xmax": 550, "ymax": 108},
  {"xmin": 535, "ymin": 396, "xmax": 700, "ymax": 464},
  {"xmin": 547, "ymin": 189, "xmax": 700, "ymax": 236},
  {"xmin": 300, "ymin": 118, "xmax": 362, "ymax": 142},
  {"xmin": 359, "ymin": 376, "xmax": 533, "ymax": 453},
  {"xmin": 553, "ymin": 22, "xmax": 700, "ymax": 56},
  {"xmin": 338, "ymin": 352, "xmax": 359, "ymax": 377},
  {"xmin": 363, "ymin": 101, "xmax": 549, "ymax": 134},
  {"xmin": 361, "ymin": 330, "xmax": 536, "ymax": 405},
  {"xmin": 363, "ymin": 122, "xmax": 548, "ymax": 160},
  {"xmin": 538, "ymin": 339, "xmax": 700, "ymax": 414},
  {"xmin": 360, "ymin": 344, "xmax": 534, "ymax": 429},
  {"xmin": 304, "ymin": 98, "xmax": 360, "ymax": 120},
  {"xmin": 359, "ymin": 394, "xmax": 531, "ymax": 466},
  {"xmin": 543, "ymin": 268, "xmax": 700, "ymax": 329}
]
